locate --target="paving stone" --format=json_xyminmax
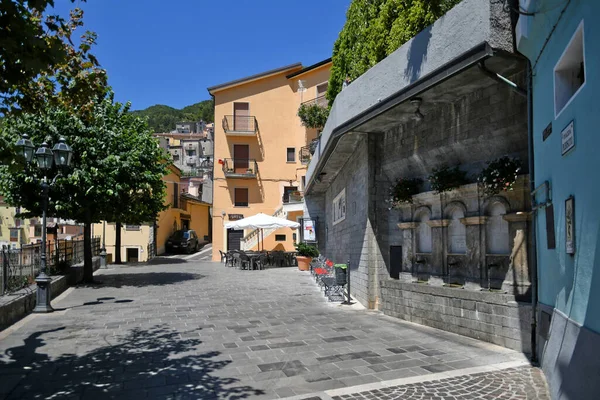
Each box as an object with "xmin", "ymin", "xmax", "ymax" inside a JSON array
[{"xmin": 0, "ymin": 260, "xmax": 547, "ymax": 399}]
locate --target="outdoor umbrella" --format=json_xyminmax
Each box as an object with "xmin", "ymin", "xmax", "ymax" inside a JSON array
[{"xmin": 224, "ymin": 213, "xmax": 300, "ymax": 251}]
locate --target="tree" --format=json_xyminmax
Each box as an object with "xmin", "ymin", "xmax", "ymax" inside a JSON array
[
  {"xmin": 327, "ymin": 0, "xmax": 461, "ymax": 105},
  {"xmin": 0, "ymin": 0, "xmax": 106, "ymax": 115},
  {"xmin": 0, "ymin": 96, "xmax": 169, "ymax": 282}
]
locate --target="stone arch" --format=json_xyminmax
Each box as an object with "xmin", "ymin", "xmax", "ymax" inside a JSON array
[
  {"xmin": 482, "ymin": 195, "xmax": 511, "ymax": 216},
  {"xmin": 485, "ymin": 200, "xmax": 510, "ymax": 254},
  {"xmin": 446, "ymin": 203, "xmax": 467, "ymax": 254},
  {"xmin": 414, "ymin": 206, "xmax": 432, "ymax": 253}
]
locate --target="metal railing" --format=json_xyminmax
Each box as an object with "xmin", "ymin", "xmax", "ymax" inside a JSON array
[
  {"xmin": 222, "ymin": 115, "xmax": 257, "ymax": 134},
  {"xmin": 299, "ymin": 146, "xmax": 311, "ymax": 165},
  {"xmin": 283, "ymin": 191, "xmax": 304, "ymax": 204},
  {"xmin": 301, "ymin": 95, "xmax": 328, "ymax": 108},
  {"xmin": 1, "ymin": 236, "xmax": 101, "ymax": 296},
  {"xmin": 222, "ymin": 158, "xmax": 258, "ymax": 178}
]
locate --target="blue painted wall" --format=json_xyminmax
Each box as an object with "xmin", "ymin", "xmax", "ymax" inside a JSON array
[{"xmin": 517, "ymin": 0, "xmax": 600, "ymax": 333}]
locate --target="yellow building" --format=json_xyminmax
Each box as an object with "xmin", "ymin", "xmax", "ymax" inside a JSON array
[
  {"xmin": 94, "ymin": 165, "xmax": 211, "ymax": 263},
  {"xmin": 0, "ymin": 198, "xmax": 30, "ymax": 249},
  {"xmin": 208, "ymin": 59, "xmax": 331, "ymax": 260}
]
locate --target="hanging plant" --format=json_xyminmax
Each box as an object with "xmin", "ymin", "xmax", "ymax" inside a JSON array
[
  {"xmin": 298, "ymin": 103, "xmax": 330, "ymax": 130},
  {"xmin": 478, "ymin": 157, "xmax": 522, "ymax": 196},
  {"xmin": 429, "ymin": 166, "xmax": 469, "ymax": 193},
  {"xmin": 387, "ymin": 177, "xmax": 422, "ymax": 209}
]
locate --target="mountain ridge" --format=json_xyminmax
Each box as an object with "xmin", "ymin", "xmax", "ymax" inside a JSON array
[{"xmin": 131, "ymin": 99, "xmax": 214, "ymax": 133}]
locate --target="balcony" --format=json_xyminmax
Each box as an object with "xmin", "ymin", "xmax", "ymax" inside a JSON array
[
  {"xmin": 222, "ymin": 115, "xmax": 258, "ymax": 136},
  {"xmin": 299, "ymin": 146, "xmax": 311, "ymax": 165},
  {"xmin": 222, "ymin": 158, "xmax": 258, "ymax": 179},
  {"xmin": 185, "ymin": 156, "xmax": 196, "ymax": 166},
  {"xmin": 282, "ymin": 191, "xmax": 304, "ymax": 213},
  {"xmin": 301, "ymin": 95, "xmax": 328, "ymax": 108}
]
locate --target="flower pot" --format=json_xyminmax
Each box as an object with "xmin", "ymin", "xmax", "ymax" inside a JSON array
[{"xmin": 296, "ymin": 256, "xmax": 312, "ymax": 271}]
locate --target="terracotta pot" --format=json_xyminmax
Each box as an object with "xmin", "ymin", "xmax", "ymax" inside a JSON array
[{"xmin": 296, "ymin": 256, "xmax": 312, "ymax": 271}]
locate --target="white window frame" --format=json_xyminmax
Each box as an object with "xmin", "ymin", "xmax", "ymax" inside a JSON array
[
  {"xmin": 554, "ymin": 20, "xmax": 586, "ymax": 119},
  {"xmin": 332, "ymin": 188, "xmax": 346, "ymax": 226}
]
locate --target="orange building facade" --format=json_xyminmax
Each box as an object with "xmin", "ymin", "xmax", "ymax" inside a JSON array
[{"xmin": 208, "ymin": 60, "xmax": 331, "ymax": 260}]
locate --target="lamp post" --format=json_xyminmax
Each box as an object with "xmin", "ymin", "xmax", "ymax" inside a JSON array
[
  {"xmin": 100, "ymin": 221, "xmax": 107, "ymax": 268},
  {"xmin": 15, "ymin": 134, "xmax": 73, "ymax": 313}
]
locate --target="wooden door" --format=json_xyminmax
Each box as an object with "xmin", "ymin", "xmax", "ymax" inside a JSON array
[
  {"xmin": 233, "ymin": 102, "xmax": 249, "ymax": 131},
  {"xmin": 233, "ymin": 144, "xmax": 249, "ymax": 173}
]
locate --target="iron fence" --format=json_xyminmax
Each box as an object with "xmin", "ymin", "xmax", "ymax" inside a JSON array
[
  {"xmin": 222, "ymin": 115, "xmax": 257, "ymax": 134},
  {"xmin": 1, "ymin": 236, "xmax": 101, "ymax": 296}
]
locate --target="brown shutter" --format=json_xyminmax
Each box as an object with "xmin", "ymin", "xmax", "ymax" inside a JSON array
[
  {"xmin": 233, "ymin": 145, "xmax": 249, "ymax": 173},
  {"xmin": 233, "ymin": 102, "xmax": 249, "ymax": 131}
]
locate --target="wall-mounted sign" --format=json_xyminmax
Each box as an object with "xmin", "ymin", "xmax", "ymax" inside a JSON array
[
  {"xmin": 228, "ymin": 214, "xmax": 244, "ymax": 221},
  {"xmin": 332, "ymin": 188, "xmax": 346, "ymax": 226},
  {"xmin": 565, "ymin": 196, "xmax": 575, "ymax": 255},
  {"xmin": 302, "ymin": 218, "xmax": 317, "ymax": 242},
  {"xmin": 543, "ymin": 122, "xmax": 552, "ymax": 141},
  {"xmin": 561, "ymin": 120, "xmax": 575, "ymax": 155}
]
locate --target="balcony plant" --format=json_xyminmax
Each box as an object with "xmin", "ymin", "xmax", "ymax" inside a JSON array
[
  {"xmin": 298, "ymin": 103, "xmax": 329, "ymax": 130},
  {"xmin": 295, "ymin": 242, "xmax": 319, "ymax": 271},
  {"xmin": 478, "ymin": 157, "xmax": 522, "ymax": 196},
  {"xmin": 429, "ymin": 165, "xmax": 469, "ymax": 193},
  {"xmin": 387, "ymin": 177, "xmax": 422, "ymax": 209}
]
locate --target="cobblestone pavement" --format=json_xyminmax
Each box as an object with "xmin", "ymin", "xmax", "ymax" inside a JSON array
[
  {"xmin": 329, "ymin": 366, "xmax": 549, "ymax": 400},
  {"xmin": 0, "ymin": 260, "xmax": 546, "ymax": 399}
]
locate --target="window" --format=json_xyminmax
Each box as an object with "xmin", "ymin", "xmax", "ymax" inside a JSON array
[
  {"xmin": 275, "ymin": 234, "xmax": 286, "ymax": 241},
  {"xmin": 234, "ymin": 188, "xmax": 248, "ymax": 207},
  {"xmin": 287, "ymin": 147, "xmax": 296, "ymax": 162},
  {"xmin": 9, "ymin": 228, "xmax": 18, "ymax": 242},
  {"xmin": 554, "ymin": 21, "xmax": 585, "ymax": 117},
  {"xmin": 186, "ymin": 149, "xmax": 196, "ymax": 156},
  {"xmin": 301, "ymin": 176, "xmax": 306, "ymax": 190},
  {"xmin": 332, "ymin": 189, "xmax": 346, "ymax": 225},
  {"xmin": 34, "ymin": 225, "xmax": 42, "ymax": 237},
  {"xmin": 173, "ymin": 153, "xmax": 180, "ymax": 162},
  {"xmin": 172, "ymin": 183, "xmax": 179, "ymax": 209}
]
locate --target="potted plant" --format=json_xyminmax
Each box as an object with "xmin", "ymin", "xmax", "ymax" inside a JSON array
[
  {"xmin": 478, "ymin": 157, "xmax": 522, "ymax": 196},
  {"xmin": 295, "ymin": 242, "xmax": 319, "ymax": 271},
  {"xmin": 334, "ymin": 263, "xmax": 348, "ymax": 285},
  {"xmin": 429, "ymin": 165, "xmax": 469, "ymax": 193},
  {"xmin": 387, "ymin": 177, "xmax": 422, "ymax": 210}
]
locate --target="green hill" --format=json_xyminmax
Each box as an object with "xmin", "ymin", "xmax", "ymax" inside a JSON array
[{"xmin": 132, "ymin": 100, "xmax": 214, "ymax": 133}]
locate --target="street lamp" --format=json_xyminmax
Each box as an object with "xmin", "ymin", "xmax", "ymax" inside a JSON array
[{"xmin": 15, "ymin": 135, "xmax": 72, "ymax": 313}]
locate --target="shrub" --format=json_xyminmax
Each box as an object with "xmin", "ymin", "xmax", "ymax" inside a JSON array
[
  {"xmin": 478, "ymin": 157, "xmax": 522, "ymax": 196},
  {"xmin": 429, "ymin": 165, "xmax": 469, "ymax": 193},
  {"xmin": 387, "ymin": 177, "xmax": 422, "ymax": 209},
  {"xmin": 295, "ymin": 242, "xmax": 319, "ymax": 257}
]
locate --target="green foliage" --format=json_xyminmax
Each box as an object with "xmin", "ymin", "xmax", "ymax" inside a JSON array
[
  {"xmin": 428, "ymin": 165, "xmax": 469, "ymax": 193},
  {"xmin": 131, "ymin": 100, "xmax": 214, "ymax": 133},
  {"xmin": 0, "ymin": 0, "xmax": 107, "ymax": 115},
  {"xmin": 327, "ymin": 0, "xmax": 461, "ymax": 105},
  {"xmin": 478, "ymin": 157, "xmax": 522, "ymax": 196},
  {"xmin": 0, "ymin": 95, "xmax": 169, "ymax": 279},
  {"xmin": 295, "ymin": 242, "xmax": 319, "ymax": 258},
  {"xmin": 297, "ymin": 103, "xmax": 330, "ymax": 130},
  {"xmin": 388, "ymin": 177, "xmax": 422, "ymax": 208}
]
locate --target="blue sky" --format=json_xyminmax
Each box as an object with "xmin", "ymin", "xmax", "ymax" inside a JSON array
[{"xmin": 56, "ymin": 0, "xmax": 351, "ymax": 110}]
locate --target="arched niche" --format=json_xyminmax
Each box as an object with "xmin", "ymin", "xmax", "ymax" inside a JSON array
[
  {"xmin": 446, "ymin": 205, "xmax": 466, "ymax": 254},
  {"xmin": 415, "ymin": 207, "xmax": 432, "ymax": 253},
  {"xmin": 485, "ymin": 200, "xmax": 510, "ymax": 254}
]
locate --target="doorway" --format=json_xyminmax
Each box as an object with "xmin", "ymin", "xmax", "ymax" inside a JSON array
[
  {"xmin": 227, "ymin": 229, "xmax": 243, "ymax": 251},
  {"xmin": 283, "ymin": 186, "xmax": 298, "ymax": 203},
  {"xmin": 126, "ymin": 248, "xmax": 139, "ymax": 263},
  {"xmin": 233, "ymin": 102, "xmax": 249, "ymax": 131},
  {"xmin": 233, "ymin": 144, "xmax": 250, "ymax": 173}
]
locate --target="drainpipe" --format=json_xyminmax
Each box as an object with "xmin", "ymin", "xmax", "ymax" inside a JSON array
[{"xmin": 526, "ymin": 60, "xmax": 538, "ymax": 364}]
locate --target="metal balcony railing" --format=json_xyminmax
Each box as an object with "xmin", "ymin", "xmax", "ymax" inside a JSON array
[
  {"xmin": 301, "ymin": 95, "xmax": 328, "ymax": 108},
  {"xmin": 283, "ymin": 191, "xmax": 304, "ymax": 204},
  {"xmin": 222, "ymin": 158, "xmax": 258, "ymax": 178},
  {"xmin": 222, "ymin": 115, "xmax": 257, "ymax": 135},
  {"xmin": 299, "ymin": 146, "xmax": 311, "ymax": 165}
]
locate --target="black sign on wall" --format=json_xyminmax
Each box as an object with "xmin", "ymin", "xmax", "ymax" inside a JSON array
[
  {"xmin": 546, "ymin": 204, "xmax": 556, "ymax": 249},
  {"xmin": 228, "ymin": 214, "xmax": 244, "ymax": 221},
  {"xmin": 543, "ymin": 122, "xmax": 552, "ymax": 141}
]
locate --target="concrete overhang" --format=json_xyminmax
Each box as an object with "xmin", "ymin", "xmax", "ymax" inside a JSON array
[{"xmin": 305, "ymin": 0, "xmax": 526, "ymax": 195}]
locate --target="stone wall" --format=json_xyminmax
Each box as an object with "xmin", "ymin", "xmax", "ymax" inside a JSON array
[
  {"xmin": 381, "ymin": 280, "xmax": 532, "ymax": 353},
  {"xmin": 0, "ymin": 257, "xmax": 101, "ymax": 331}
]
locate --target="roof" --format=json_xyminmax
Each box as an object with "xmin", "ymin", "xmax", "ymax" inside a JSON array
[
  {"xmin": 207, "ymin": 62, "xmax": 302, "ymax": 94},
  {"xmin": 286, "ymin": 58, "xmax": 332, "ymax": 79},
  {"xmin": 181, "ymin": 193, "xmax": 211, "ymax": 206}
]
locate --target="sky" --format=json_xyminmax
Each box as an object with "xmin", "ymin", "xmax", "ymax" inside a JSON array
[{"xmin": 55, "ymin": 0, "xmax": 351, "ymax": 111}]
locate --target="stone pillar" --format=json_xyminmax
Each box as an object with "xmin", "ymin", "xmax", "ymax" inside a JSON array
[
  {"xmin": 460, "ymin": 216, "xmax": 487, "ymax": 290},
  {"xmin": 426, "ymin": 219, "xmax": 450, "ymax": 286},
  {"xmin": 503, "ymin": 212, "xmax": 531, "ymax": 297},
  {"xmin": 397, "ymin": 222, "xmax": 418, "ymax": 282}
]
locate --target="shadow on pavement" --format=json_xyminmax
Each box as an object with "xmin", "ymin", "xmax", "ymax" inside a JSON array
[
  {"xmin": 80, "ymin": 272, "xmax": 205, "ymax": 289},
  {"xmin": 146, "ymin": 256, "xmax": 189, "ymax": 265},
  {"xmin": 0, "ymin": 324, "xmax": 265, "ymax": 399}
]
